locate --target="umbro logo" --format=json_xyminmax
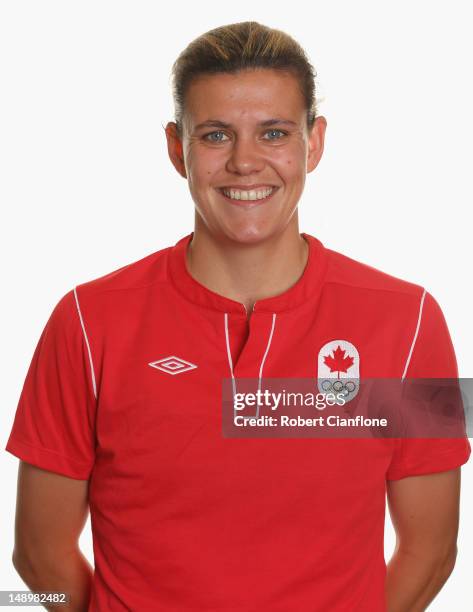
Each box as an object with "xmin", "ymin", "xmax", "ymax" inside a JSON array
[{"xmin": 148, "ymin": 355, "xmax": 197, "ymax": 375}]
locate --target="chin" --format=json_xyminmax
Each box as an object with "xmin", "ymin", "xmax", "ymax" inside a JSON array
[{"xmin": 218, "ymin": 220, "xmax": 284, "ymax": 246}]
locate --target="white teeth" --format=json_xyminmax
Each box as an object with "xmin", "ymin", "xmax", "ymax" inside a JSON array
[{"xmin": 222, "ymin": 187, "xmax": 275, "ymax": 201}]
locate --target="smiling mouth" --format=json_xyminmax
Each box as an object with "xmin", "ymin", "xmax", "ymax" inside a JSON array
[{"xmin": 217, "ymin": 186, "xmax": 279, "ymax": 204}]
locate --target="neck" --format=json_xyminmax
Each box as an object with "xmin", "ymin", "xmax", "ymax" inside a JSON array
[{"xmin": 186, "ymin": 219, "xmax": 309, "ymax": 318}]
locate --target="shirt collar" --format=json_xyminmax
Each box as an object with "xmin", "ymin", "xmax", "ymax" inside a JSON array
[{"xmin": 167, "ymin": 232, "xmax": 327, "ymax": 314}]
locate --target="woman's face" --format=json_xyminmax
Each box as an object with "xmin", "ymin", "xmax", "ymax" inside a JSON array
[{"xmin": 166, "ymin": 69, "xmax": 326, "ymax": 244}]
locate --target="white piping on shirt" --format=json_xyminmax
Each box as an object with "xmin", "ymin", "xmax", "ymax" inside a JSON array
[
  {"xmin": 401, "ymin": 288, "xmax": 426, "ymax": 380},
  {"xmin": 258, "ymin": 313, "xmax": 276, "ymax": 395},
  {"xmin": 224, "ymin": 312, "xmax": 237, "ymax": 401},
  {"xmin": 224, "ymin": 312, "xmax": 277, "ymax": 419},
  {"xmin": 73, "ymin": 286, "xmax": 98, "ymax": 400}
]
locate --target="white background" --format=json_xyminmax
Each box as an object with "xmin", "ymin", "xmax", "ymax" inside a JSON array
[{"xmin": 1, "ymin": 1, "xmax": 471, "ymax": 609}]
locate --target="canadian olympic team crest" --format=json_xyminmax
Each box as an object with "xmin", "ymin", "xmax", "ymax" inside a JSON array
[{"xmin": 317, "ymin": 340, "xmax": 360, "ymax": 402}]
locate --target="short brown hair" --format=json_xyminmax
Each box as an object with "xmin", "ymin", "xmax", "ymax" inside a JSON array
[{"xmin": 170, "ymin": 21, "xmax": 319, "ymax": 136}]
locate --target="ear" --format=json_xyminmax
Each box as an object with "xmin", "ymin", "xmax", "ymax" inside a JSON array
[
  {"xmin": 306, "ymin": 116, "xmax": 327, "ymax": 174},
  {"xmin": 165, "ymin": 122, "xmax": 187, "ymax": 178}
]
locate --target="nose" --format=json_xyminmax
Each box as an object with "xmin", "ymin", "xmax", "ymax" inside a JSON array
[{"xmin": 225, "ymin": 136, "xmax": 266, "ymax": 175}]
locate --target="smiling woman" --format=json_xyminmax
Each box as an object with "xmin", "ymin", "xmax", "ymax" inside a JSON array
[
  {"xmin": 165, "ymin": 25, "xmax": 326, "ymax": 254},
  {"xmin": 5, "ymin": 19, "xmax": 470, "ymax": 612}
]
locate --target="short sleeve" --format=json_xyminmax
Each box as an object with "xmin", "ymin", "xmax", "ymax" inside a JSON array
[
  {"xmin": 386, "ymin": 290, "xmax": 471, "ymax": 480},
  {"xmin": 5, "ymin": 289, "xmax": 97, "ymax": 480}
]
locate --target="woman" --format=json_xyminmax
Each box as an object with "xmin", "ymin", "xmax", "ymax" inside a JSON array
[{"xmin": 6, "ymin": 21, "xmax": 470, "ymax": 611}]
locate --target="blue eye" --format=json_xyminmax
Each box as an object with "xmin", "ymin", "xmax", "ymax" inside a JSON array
[
  {"xmin": 204, "ymin": 131, "xmax": 229, "ymax": 142},
  {"xmin": 264, "ymin": 129, "xmax": 287, "ymax": 140}
]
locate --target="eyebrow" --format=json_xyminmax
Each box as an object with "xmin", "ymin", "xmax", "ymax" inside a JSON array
[{"xmin": 193, "ymin": 118, "xmax": 298, "ymax": 131}]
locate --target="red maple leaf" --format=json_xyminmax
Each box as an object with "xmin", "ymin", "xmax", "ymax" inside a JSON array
[{"xmin": 323, "ymin": 345, "xmax": 354, "ymax": 378}]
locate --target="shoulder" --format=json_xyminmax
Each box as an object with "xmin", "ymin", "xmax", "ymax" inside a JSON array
[
  {"xmin": 317, "ymin": 242, "xmax": 455, "ymax": 376},
  {"xmin": 316, "ymin": 242, "xmax": 431, "ymax": 335},
  {"xmin": 323, "ymin": 246, "xmax": 423, "ymax": 298},
  {"xmin": 73, "ymin": 242, "xmax": 174, "ymax": 301},
  {"xmin": 45, "ymin": 240, "xmax": 180, "ymax": 352}
]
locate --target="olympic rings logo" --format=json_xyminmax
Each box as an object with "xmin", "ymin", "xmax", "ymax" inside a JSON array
[{"xmin": 320, "ymin": 379, "xmax": 359, "ymax": 395}]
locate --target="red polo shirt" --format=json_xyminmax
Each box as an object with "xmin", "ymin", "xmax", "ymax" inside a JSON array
[{"xmin": 6, "ymin": 232, "xmax": 470, "ymax": 611}]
